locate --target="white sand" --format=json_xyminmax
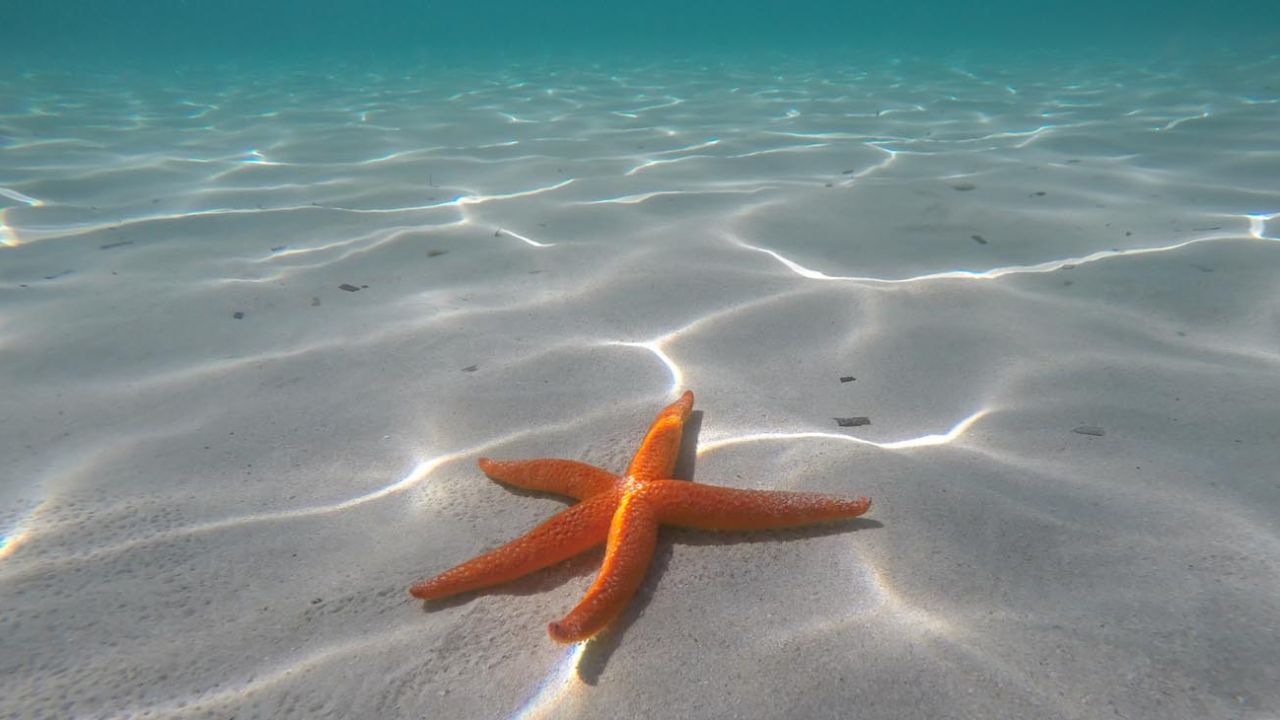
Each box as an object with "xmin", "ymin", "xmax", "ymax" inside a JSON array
[{"xmin": 2, "ymin": 53, "xmax": 1279, "ymax": 719}]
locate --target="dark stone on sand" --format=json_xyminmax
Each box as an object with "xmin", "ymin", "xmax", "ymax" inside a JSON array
[
  {"xmin": 842, "ymin": 169, "xmax": 854, "ymax": 174},
  {"xmin": 311, "ymin": 297, "xmax": 321, "ymax": 307},
  {"xmin": 339, "ymin": 283, "xmax": 360, "ymax": 292},
  {"xmin": 43, "ymin": 270, "xmax": 72, "ymax": 280},
  {"xmin": 835, "ymin": 417, "xmax": 870, "ymax": 428},
  {"xmin": 971, "ymin": 234, "xmax": 987, "ymax": 245},
  {"xmin": 461, "ymin": 364, "xmax": 478, "ymax": 372},
  {"xmin": 99, "ymin": 240, "xmax": 134, "ymax": 250},
  {"xmin": 951, "ymin": 183, "xmax": 976, "ymax": 191},
  {"xmin": 233, "ymin": 311, "xmax": 244, "ymax": 319},
  {"xmin": 270, "ymin": 245, "xmax": 286, "ymax": 252},
  {"xmin": 1073, "ymin": 425, "xmax": 1105, "ymax": 437},
  {"xmin": 1032, "ymin": 191, "xmax": 1047, "ymax": 196},
  {"xmin": 839, "ymin": 376, "xmax": 856, "ymax": 383},
  {"xmin": 427, "ymin": 249, "xmax": 447, "ymax": 257},
  {"xmin": 494, "ymin": 230, "xmax": 503, "ymax": 237}
]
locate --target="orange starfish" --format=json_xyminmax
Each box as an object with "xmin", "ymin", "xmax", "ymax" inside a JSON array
[{"xmin": 410, "ymin": 390, "xmax": 871, "ymax": 643}]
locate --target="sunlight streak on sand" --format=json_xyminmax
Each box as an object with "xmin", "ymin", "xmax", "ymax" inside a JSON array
[
  {"xmin": 509, "ymin": 644, "xmax": 587, "ymax": 720},
  {"xmin": 732, "ymin": 219, "xmax": 1272, "ymax": 284},
  {"xmin": 0, "ymin": 187, "xmax": 45, "ymax": 207},
  {"xmin": 1249, "ymin": 211, "xmax": 1279, "ymax": 240},
  {"xmin": 0, "ymin": 210, "xmax": 20, "ymax": 247},
  {"xmin": 698, "ymin": 409, "xmax": 989, "ymax": 454},
  {"xmin": 603, "ymin": 339, "xmax": 684, "ymax": 394}
]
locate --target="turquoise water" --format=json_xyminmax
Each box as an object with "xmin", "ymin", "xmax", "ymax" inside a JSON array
[{"xmin": 11, "ymin": 0, "xmax": 1280, "ymax": 67}]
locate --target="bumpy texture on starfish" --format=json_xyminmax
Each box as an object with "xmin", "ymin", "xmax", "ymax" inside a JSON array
[{"xmin": 410, "ymin": 390, "xmax": 871, "ymax": 643}]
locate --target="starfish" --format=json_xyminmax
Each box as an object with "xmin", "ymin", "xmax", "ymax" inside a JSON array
[{"xmin": 410, "ymin": 390, "xmax": 872, "ymax": 643}]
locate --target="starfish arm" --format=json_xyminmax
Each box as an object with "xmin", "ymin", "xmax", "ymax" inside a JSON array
[
  {"xmin": 624, "ymin": 390, "xmax": 694, "ymax": 483},
  {"xmin": 647, "ymin": 479, "xmax": 871, "ymax": 531},
  {"xmin": 409, "ymin": 491, "xmax": 618, "ymax": 600},
  {"xmin": 547, "ymin": 493, "xmax": 658, "ymax": 643},
  {"xmin": 478, "ymin": 457, "xmax": 619, "ymax": 500}
]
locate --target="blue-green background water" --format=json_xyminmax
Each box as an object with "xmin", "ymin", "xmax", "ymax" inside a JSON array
[{"xmin": 11, "ymin": 0, "xmax": 1280, "ymax": 67}]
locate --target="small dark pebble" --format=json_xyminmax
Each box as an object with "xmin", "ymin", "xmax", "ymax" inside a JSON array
[
  {"xmin": 1124, "ymin": 231, "xmax": 1132, "ymax": 236},
  {"xmin": 1063, "ymin": 264, "xmax": 1076, "ymax": 270},
  {"xmin": 427, "ymin": 249, "xmax": 447, "ymax": 257},
  {"xmin": 338, "ymin": 283, "xmax": 360, "ymax": 292},
  {"xmin": 99, "ymin": 240, "xmax": 134, "ymax": 250},
  {"xmin": 43, "ymin": 270, "xmax": 73, "ymax": 280},
  {"xmin": 951, "ymin": 183, "xmax": 976, "ymax": 191},
  {"xmin": 270, "ymin": 245, "xmax": 286, "ymax": 252},
  {"xmin": 839, "ymin": 376, "xmax": 856, "ymax": 383},
  {"xmin": 461, "ymin": 364, "xmax": 478, "ymax": 373},
  {"xmin": 494, "ymin": 230, "xmax": 503, "ymax": 237},
  {"xmin": 310, "ymin": 297, "xmax": 321, "ymax": 307},
  {"xmin": 311, "ymin": 598, "xmax": 322, "ymax": 605},
  {"xmin": 1191, "ymin": 226, "xmax": 1221, "ymax": 231},
  {"xmin": 152, "ymin": 198, "xmax": 160, "ymax": 203},
  {"xmin": 1072, "ymin": 425, "xmax": 1105, "ymax": 437},
  {"xmin": 971, "ymin": 234, "xmax": 987, "ymax": 245},
  {"xmin": 1063, "ymin": 280, "xmax": 1073, "ymax": 286},
  {"xmin": 1031, "ymin": 191, "xmax": 1047, "ymax": 197},
  {"xmin": 361, "ymin": 284, "xmax": 368, "ymax": 289},
  {"xmin": 835, "ymin": 417, "xmax": 871, "ymax": 428},
  {"xmin": 824, "ymin": 183, "xmax": 833, "ymax": 188},
  {"xmin": 1190, "ymin": 263, "xmax": 1214, "ymax": 273},
  {"xmin": 233, "ymin": 311, "xmax": 244, "ymax": 319},
  {"xmin": 841, "ymin": 169, "xmax": 854, "ymax": 174}
]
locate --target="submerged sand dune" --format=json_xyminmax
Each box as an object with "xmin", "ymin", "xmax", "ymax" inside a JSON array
[{"xmin": 1, "ymin": 52, "xmax": 1278, "ymax": 719}]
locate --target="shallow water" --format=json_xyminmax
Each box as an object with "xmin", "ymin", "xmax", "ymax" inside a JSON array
[{"xmin": 2, "ymin": 42, "xmax": 1279, "ymax": 720}]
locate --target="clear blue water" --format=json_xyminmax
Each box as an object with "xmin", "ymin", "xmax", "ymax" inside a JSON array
[{"xmin": 11, "ymin": 0, "xmax": 1280, "ymax": 68}]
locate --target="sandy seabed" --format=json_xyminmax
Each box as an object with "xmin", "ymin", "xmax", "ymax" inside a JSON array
[{"xmin": 2, "ymin": 51, "xmax": 1279, "ymax": 719}]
